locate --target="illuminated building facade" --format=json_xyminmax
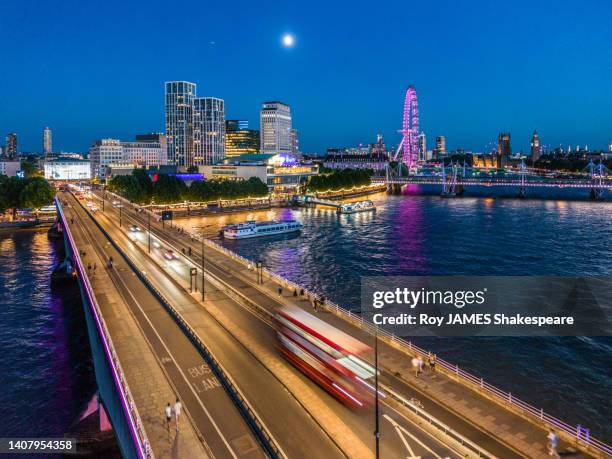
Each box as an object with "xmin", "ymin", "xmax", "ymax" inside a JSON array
[
  {"xmin": 225, "ymin": 120, "xmax": 259, "ymax": 157},
  {"xmin": 165, "ymin": 81, "xmax": 196, "ymax": 167},
  {"xmin": 497, "ymin": 132, "xmax": 511, "ymax": 168},
  {"xmin": 44, "ymin": 158, "xmax": 91, "ymax": 180},
  {"xmin": 193, "ymin": 97, "xmax": 225, "ymax": 165},
  {"xmin": 199, "ymin": 153, "xmax": 317, "ymax": 194},
  {"xmin": 530, "ymin": 130, "xmax": 541, "ymax": 163},
  {"xmin": 43, "ymin": 127, "xmax": 52, "ymax": 156},
  {"xmin": 435, "ymin": 136, "xmax": 446, "ymax": 157},
  {"xmin": 260, "ymin": 101, "xmax": 292, "ymax": 154},
  {"xmin": 5, "ymin": 133, "xmax": 17, "ymax": 158}
]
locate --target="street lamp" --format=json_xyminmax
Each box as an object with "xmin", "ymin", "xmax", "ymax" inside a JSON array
[
  {"xmin": 201, "ymin": 236, "xmax": 205, "ymax": 301},
  {"xmin": 147, "ymin": 211, "xmax": 151, "ymax": 253}
]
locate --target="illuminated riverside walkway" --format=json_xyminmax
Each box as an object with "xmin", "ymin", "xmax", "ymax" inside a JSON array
[{"xmin": 61, "ymin": 187, "xmax": 611, "ymax": 458}]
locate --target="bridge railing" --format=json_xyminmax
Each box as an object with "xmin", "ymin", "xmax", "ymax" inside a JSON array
[
  {"xmin": 56, "ymin": 198, "xmax": 154, "ymax": 459},
  {"xmin": 199, "ymin": 236, "xmax": 612, "ymax": 458}
]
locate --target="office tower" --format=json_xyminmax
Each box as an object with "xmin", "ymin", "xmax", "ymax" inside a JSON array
[
  {"xmin": 530, "ymin": 130, "xmax": 540, "ymax": 163},
  {"xmin": 225, "ymin": 120, "xmax": 260, "ymax": 157},
  {"xmin": 435, "ymin": 135, "xmax": 446, "ymax": 157},
  {"xmin": 43, "ymin": 127, "xmax": 52, "ymax": 156},
  {"xmin": 260, "ymin": 101, "xmax": 292, "ymax": 154},
  {"xmin": 165, "ymin": 81, "xmax": 196, "ymax": 167},
  {"xmin": 290, "ymin": 128, "xmax": 299, "ymax": 155},
  {"xmin": 418, "ymin": 132, "xmax": 426, "ymax": 161},
  {"xmin": 5, "ymin": 133, "xmax": 17, "ymax": 158},
  {"xmin": 497, "ymin": 132, "xmax": 511, "ymax": 168},
  {"xmin": 193, "ymin": 97, "xmax": 225, "ymax": 165}
]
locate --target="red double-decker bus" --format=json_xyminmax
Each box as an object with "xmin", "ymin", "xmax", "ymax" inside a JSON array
[{"xmin": 275, "ymin": 305, "xmax": 378, "ymax": 408}]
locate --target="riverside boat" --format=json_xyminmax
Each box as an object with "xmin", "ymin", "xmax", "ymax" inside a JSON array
[
  {"xmin": 337, "ymin": 200, "xmax": 376, "ymax": 214},
  {"xmin": 222, "ymin": 220, "xmax": 302, "ymax": 239}
]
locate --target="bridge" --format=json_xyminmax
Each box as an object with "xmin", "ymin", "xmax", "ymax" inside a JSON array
[
  {"xmin": 379, "ymin": 160, "xmax": 612, "ymax": 198},
  {"xmin": 53, "ymin": 188, "xmax": 612, "ymax": 458}
]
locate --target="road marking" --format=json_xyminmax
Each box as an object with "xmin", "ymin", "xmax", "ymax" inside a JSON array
[{"xmin": 384, "ymin": 413, "xmax": 441, "ymax": 459}]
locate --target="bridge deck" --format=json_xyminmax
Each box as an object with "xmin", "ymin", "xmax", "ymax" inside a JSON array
[{"xmin": 64, "ymin": 195, "xmax": 210, "ymax": 458}]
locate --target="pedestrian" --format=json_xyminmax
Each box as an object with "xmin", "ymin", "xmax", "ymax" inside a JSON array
[
  {"xmin": 87, "ymin": 263, "xmax": 92, "ymax": 274},
  {"xmin": 278, "ymin": 287, "xmax": 282, "ymax": 296},
  {"xmin": 300, "ymin": 288, "xmax": 304, "ymax": 296},
  {"xmin": 547, "ymin": 430, "xmax": 559, "ymax": 457},
  {"xmin": 293, "ymin": 289, "xmax": 297, "ymax": 297},
  {"xmin": 165, "ymin": 403, "xmax": 173, "ymax": 434},
  {"xmin": 173, "ymin": 398, "xmax": 182, "ymax": 432},
  {"xmin": 93, "ymin": 263, "xmax": 97, "ymax": 275},
  {"xmin": 417, "ymin": 356, "xmax": 424, "ymax": 374},
  {"xmin": 428, "ymin": 353, "xmax": 436, "ymax": 373},
  {"xmin": 188, "ymin": 247, "xmax": 192, "ymax": 256},
  {"xmin": 411, "ymin": 356, "xmax": 420, "ymax": 377}
]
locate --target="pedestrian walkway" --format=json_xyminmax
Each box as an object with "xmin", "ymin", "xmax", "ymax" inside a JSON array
[{"xmin": 67, "ymin": 208, "xmax": 209, "ymax": 458}]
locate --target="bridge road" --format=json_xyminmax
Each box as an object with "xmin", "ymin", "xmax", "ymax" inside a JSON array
[
  {"xmin": 61, "ymin": 196, "xmax": 212, "ymax": 458},
  {"xmin": 63, "ymin": 192, "xmax": 266, "ymax": 459},
  {"xmin": 97, "ymin": 191, "xmax": 592, "ymax": 458},
  {"xmin": 68, "ymin": 192, "xmax": 347, "ymax": 459},
  {"xmin": 88, "ymin": 193, "xmax": 497, "ymax": 459}
]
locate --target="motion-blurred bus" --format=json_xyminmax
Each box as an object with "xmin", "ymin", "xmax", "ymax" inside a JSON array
[{"xmin": 275, "ymin": 305, "xmax": 378, "ymax": 408}]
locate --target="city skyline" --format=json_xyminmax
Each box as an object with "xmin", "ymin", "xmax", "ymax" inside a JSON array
[{"xmin": 1, "ymin": 0, "xmax": 611, "ymax": 154}]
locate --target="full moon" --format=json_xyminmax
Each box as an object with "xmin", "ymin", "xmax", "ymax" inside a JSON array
[{"xmin": 282, "ymin": 34, "xmax": 295, "ymax": 47}]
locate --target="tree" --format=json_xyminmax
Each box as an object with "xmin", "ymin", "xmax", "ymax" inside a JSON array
[
  {"xmin": 1, "ymin": 176, "xmax": 27, "ymax": 219},
  {"xmin": 21, "ymin": 161, "xmax": 42, "ymax": 178},
  {"xmin": 20, "ymin": 177, "xmax": 56, "ymax": 210},
  {"xmin": 153, "ymin": 174, "xmax": 186, "ymax": 204},
  {"xmin": 131, "ymin": 169, "xmax": 153, "ymax": 203}
]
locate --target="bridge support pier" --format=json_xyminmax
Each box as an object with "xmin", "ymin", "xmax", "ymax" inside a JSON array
[
  {"xmin": 590, "ymin": 188, "xmax": 604, "ymax": 200},
  {"xmin": 387, "ymin": 183, "xmax": 403, "ymax": 195}
]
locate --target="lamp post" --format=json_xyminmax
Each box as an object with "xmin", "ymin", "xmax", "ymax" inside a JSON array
[
  {"xmin": 201, "ymin": 236, "xmax": 205, "ymax": 301},
  {"xmin": 148, "ymin": 211, "xmax": 151, "ymax": 253}
]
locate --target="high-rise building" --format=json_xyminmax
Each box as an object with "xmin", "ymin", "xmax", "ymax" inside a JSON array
[
  {"xmin": 5, "ymin": 133, "xmax": 17, "ymax": 158},
  {"xmin": 225, "ymin": 120, "xmax": 259, "ymax": 158},
  {"xmin": 165, "ymin": 81, "xmax": 196, "ymax": 167},
  {"xmin": 497, "ymin": 132, "xmax": 511, "ymax": 168},
  {"xmin": 530, "ymin": 130, "xmax": 540, "ymax": 163},
  {"xmin": 43, "ymin": 127, "xmax": 52, "ymax": 156},
  {"xmin": 290, "ymin": 128, "xmax": 299, "ymax": 155},
  {"xmin": 418, "ymin": 132, "xmax": 427, "ymax": 161},
  {"xmin": 193, "ymin": 97, "xmax": 225, "ymax": 165},
  {"xmin": 435, "ymin": 135, "xmax": 446, "ymax": 157},
  {"xmin": 608, "ymin": 142, "xmax": 611, "ymax": 153},
  {"xmin": 260, "ymin": 101, "xmax": 292, "ymax": 155}
]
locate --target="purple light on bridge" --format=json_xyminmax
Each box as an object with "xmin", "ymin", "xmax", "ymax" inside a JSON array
[{"xmin": 401, "ymin": 85, "xmax": 419, "ymax": 168}]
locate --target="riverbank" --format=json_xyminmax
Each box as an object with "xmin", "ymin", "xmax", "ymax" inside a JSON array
[{"xmin": 0, "ymin": 217, "xmax": 56, "ymax": 231}]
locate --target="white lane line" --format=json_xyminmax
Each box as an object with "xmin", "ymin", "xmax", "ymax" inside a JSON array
[{"xmin": 384, "ymin": 413, "xmax": 443, "ymax": 459}]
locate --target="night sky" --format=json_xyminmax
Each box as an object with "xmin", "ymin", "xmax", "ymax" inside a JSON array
[{"xmin": 1, "ymin": 0, "xmax": 611, "ymax": 154}]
